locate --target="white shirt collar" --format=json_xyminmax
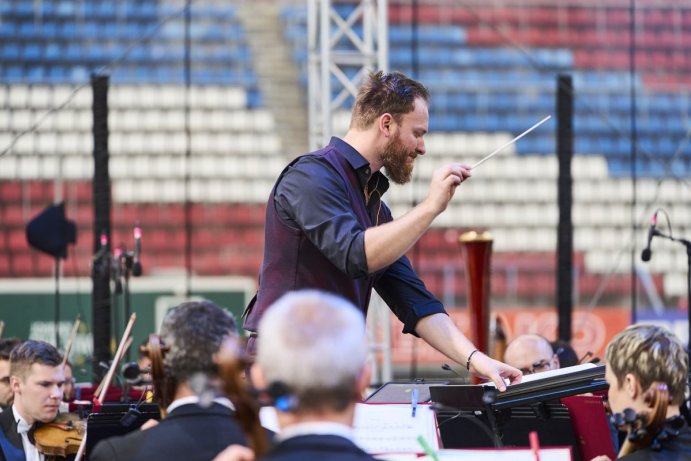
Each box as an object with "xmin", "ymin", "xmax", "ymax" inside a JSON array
[
  {"xmin": 166, "ymin": 395, "xmax": 234, "ymax": 414},
  {"xmin": 11, "ymin": 405, "xmax": 42, "ymax": 461},
  {"xmin": 277, "ymin": 422, "xmax": 354, "ymax": 443},
  {"xmin": 12, "ymin": 406, "xmax": 31, "ymax": 433}
]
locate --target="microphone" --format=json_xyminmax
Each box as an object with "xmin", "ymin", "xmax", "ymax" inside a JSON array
[
  {"xmin": 113, "ymin": 246, "xmax": 123, "ymax": 293},
  {"xmin": 441, "ymin": 363, "xmax": 462, "ymax": 377},
  {"xmin": 641, "ymin": 211, "xmax": 658, "ymax": 262},
  {"xmin": 121, "ymin": 362, "xmax": 142, "ymax": 382},
  {"xmin": 132, "ymin": 223, "xmax": 142, "ymax": 276},
  {"xmin": 92, "ymin": 231, "xmax": 109, "ymax": 262}
]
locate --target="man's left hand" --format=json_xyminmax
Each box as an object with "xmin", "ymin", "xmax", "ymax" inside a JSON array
[{"xmin": 468, "ymin": 351, "xmax": 522, "ymax": 391}]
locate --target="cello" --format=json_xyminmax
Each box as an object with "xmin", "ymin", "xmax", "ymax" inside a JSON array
[{"xmin": 216, "ymin": 335, "xmax": 269, "ymax": 457}]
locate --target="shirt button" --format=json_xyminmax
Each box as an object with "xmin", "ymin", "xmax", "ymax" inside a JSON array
[{"xmin": 365, "ymin": 168, "xmax": 370, "ymax": 175}]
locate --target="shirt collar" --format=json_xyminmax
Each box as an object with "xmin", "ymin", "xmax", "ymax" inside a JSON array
[
  {"xmin": 277, "ymin": 421, "xmax": 355, "ymax": 443},
  {"xmin": 329, "ymin": 137, "xmax": 389, "ymax": 194},
  {"xmin": 12, "ymin": 405, "xmax": 31, "ymax": 434},
  {"xmin": 166, "ymin": 395, "xmax": 234, "ymax": 414}
]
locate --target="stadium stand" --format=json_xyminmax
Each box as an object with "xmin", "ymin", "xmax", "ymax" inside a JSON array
[{"xmin": 0, "ymin": 0, "xmax": 689, "ymax": 311}]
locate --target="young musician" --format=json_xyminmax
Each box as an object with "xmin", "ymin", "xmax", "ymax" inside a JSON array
[
  {"xmin": 592, "ymin": 324, "xmax": 691, "ymax": 460},
  {"xmin": 0, "ymin": 340, "xmax": 66, "ymax": 461}
]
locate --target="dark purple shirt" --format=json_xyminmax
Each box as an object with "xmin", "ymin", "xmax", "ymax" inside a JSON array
[{"xmin": 244, "ymin": 137, "xmax": 445, "ymax": 336}]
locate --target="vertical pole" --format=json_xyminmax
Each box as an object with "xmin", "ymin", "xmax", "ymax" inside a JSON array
[
  {"xmin": 556, "ymin": 74, "xmax": 574, "ymax": 343},
  {"xmin": 91, "ymin": 74, "xmax": 112, "ymax": 381}
]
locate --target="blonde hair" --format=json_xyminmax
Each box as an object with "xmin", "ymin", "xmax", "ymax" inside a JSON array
[{"xmin": 605, "ymin": 324, "xmax": 688, "ymax": 405}]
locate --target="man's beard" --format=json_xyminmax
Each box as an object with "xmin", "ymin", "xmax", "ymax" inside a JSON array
[{"xmin": 380, "ymin": 132, "xmax": 414, "ymax": 185}]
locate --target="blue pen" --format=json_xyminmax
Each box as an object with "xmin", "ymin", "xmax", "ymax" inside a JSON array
[{"xmin": 411, "ymin": 388, "xmax": 419, "ymax": 417}]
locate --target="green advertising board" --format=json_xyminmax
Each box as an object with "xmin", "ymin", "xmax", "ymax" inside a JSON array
[{"xmin": 0, "ymin": 276, "xmax": 255, "ymax": 383}]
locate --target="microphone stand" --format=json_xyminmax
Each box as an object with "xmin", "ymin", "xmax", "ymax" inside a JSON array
[
  {"xmin": 122, "ymin": 251, "xmax": 134, "ymax": 366},
  {"xmin": 651, "ymin": 229, "xmax": 691, "ymax": 349}
]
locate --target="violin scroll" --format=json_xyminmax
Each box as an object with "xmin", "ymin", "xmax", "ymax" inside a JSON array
[{"xmin": 613, "ymin": 381, "xmax": 671, "ymax": 458}]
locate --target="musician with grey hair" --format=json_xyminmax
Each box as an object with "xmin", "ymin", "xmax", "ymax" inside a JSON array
[
  {"xmin": 251, "ymin": 289, "xmax": 378, "ymax": 461},
  {"xmin": 91, "ymin": 300, "xmax": 250, "ymax": 461}
]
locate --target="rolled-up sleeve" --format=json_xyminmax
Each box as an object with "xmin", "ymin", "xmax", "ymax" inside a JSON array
[
  {"xmin": 374, "ymin": 255, "xmax": 447, "ymax": 336},
  {"xmin": 274, "ymin": 157, "xmax": 370, "ymax": 278}
]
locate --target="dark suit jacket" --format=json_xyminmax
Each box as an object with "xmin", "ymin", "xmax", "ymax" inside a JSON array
[
  {"xmin": 0, "ymin": 409, "xmax": 23, "ymax": 461},
  {"xmin": 262, "ymin": 434, "xmax": 378, "ymax": 461},
  {"xmin": 89, "ymin": 402, "xmax": 248, "ymax": 461},
  {"xmin": 0, "ymin": 408, "xmax": 76, "ymax": 461}
]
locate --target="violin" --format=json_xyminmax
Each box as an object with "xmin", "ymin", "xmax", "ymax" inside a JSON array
[
  {"xmin": 216, "ymin": 335, "xmax": 269, "ymax": 458},
  {"xmin": 34, "ymin": 413, "xmax": 86, "ymax": 458},
  {"xmin": 612, "ymin": 381, "xmax": 670, "ymax": 457},
  {"xmin": 143, "ymin": 333, "xmax": 173, "ymax": 416}
]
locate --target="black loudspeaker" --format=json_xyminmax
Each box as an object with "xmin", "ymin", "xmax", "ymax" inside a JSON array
[{"xmin": 26, "ymin": 202, "xmax": 77, "ymax": 259}]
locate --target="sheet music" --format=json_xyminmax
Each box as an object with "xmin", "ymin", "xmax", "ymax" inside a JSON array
[
  {"xmin": 433, "ymin": 447, "xmax": 570, "ymax": 460},
  {"xmin": 260, "ymin": 403, "xmax": 440, "ymax": 455},
  {"xmin": 483, "ymin": 362, "xmax": 598, "ymax": 387},
  {"xmin": 377, "ymin": 448, "xmax": 571, "ymax": 461},
  {"xmin": 354, "ymin": 403, "xmax": 439, "ymax": 454}
]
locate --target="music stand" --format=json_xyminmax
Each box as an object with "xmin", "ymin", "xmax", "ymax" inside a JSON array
[
  {"xmin": 365, "ymin": 380, "xmax": 449, "ymax": 403},
  {"xmin": 85, "ymin": 403, "xmax": 161, "ymax": 456}
]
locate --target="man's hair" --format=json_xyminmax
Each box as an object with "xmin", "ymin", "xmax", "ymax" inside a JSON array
[
  {"xmin": 9, "ymin": 340, "xmax": 62, "ymax": 380},
  {"xmin": 605, "ymin": 324, "xmax": 688, "ymax": 405},
  {"xmin": 350, "ymin": 70, "xmax": 430, "ymax": 130},
  {"xmin": 551, "ymin": 340, "xmax": 579, "ymax": 368},
  {"xmin": 257, "ymin": 290, "xmax": 367, "ymax": 413},
  {"xmin": 160, "ymin": 300, "xmax": 238, "ymax": 383},
  {"xmin": 0, "ymin": 338, "xmax": 23, "ymax": 361}
]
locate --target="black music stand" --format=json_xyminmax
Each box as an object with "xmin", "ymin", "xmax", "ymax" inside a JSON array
[
  {"xmin": 85, "ymin": 403, "xmax": 161, "ymax": 456},
  {"xmin": 429, "ymin": 365, "xmax": 608, "ymax": 461},
  {"xmin": 365, "ymin": 379, "xmax": 449, "ymax": 403}
]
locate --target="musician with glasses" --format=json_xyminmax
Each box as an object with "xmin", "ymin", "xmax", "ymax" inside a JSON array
[{"xmin": 503, "ymin": 334, "xmax": 560, "ymax": 375}]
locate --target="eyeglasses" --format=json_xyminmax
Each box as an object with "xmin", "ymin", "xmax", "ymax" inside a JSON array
[{"xmin": 519, "ymin": 358, "xmax": 553, "ymax": 375}]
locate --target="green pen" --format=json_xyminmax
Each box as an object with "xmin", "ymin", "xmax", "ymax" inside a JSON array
[{"xmin": 416, "ymin": 435, "xmax": 440, "ymax": 461}]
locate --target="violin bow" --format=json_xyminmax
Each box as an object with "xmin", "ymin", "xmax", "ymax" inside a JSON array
[
  {"xmin": 74, "ymin": 313, "xmax": 137, "ymax": 461},
  {"xmin": 61, "ymin": 315, "xmax": 81, "ymax": 367}
]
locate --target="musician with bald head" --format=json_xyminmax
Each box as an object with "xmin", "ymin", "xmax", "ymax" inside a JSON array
[
  {"xmin": 503, "ymin": 334, "xmax": 560, "ymax": 376},
  {"xmin": 592, "ymin": 324, "xmax": 691, "ymax": 461}
]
